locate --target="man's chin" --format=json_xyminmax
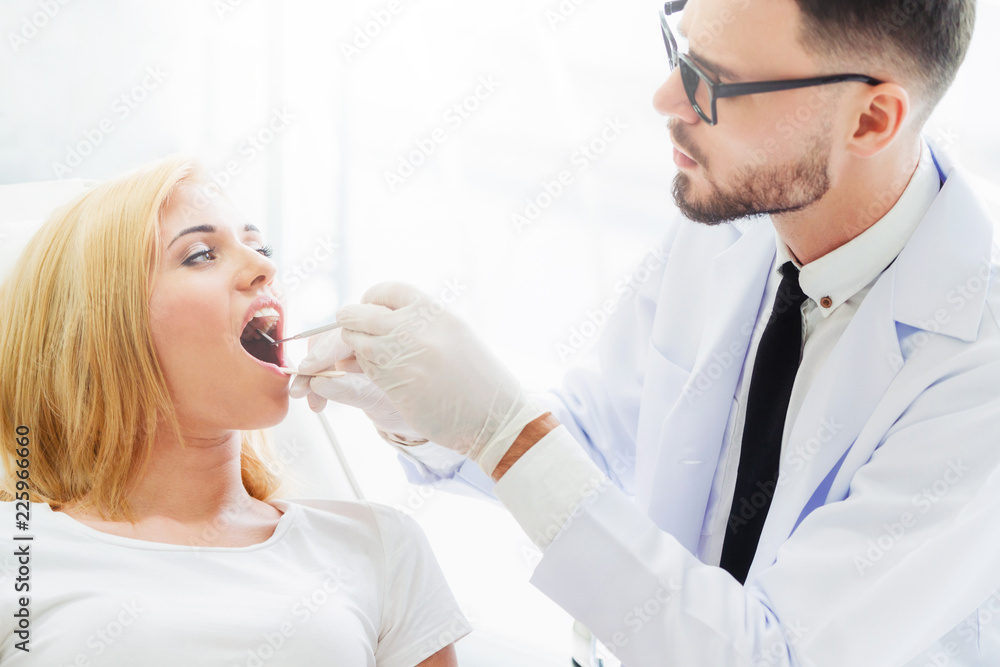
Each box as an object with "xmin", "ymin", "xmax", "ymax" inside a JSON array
[{"xmin": 672, "ymin": 173, "xmax": 744, "ymax": 226}]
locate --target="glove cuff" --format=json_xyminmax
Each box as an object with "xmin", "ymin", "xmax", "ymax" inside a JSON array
[
  {"xmin": 377, "ymin": 428, "xmax": 430, "ymax": 448},
  {"xmin": 476, "ymin": 400, "xmax": 547, "ymax": 477}
]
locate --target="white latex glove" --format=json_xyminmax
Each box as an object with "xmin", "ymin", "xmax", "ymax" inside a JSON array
[
  {"xmin": 336, "ymin": 282, "xmax": 546, "ymax": 474},
  {"xmin": 288, "ymin": 327, "xmax": 428, "ymax": 446}
]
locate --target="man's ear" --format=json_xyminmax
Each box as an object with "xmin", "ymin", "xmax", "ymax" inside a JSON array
[{"xmin": 845, "ymin": 82, "xmax": 911, "ymax": 158}]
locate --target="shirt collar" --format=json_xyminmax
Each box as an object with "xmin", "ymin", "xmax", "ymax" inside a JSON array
[{"xmin": 775, "ymin": 139, "xmax": 942, "ymax": 317}]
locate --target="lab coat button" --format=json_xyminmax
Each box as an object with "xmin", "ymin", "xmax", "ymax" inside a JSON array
[{"xmin": 820, "ymin": 296, "xmax": 833, "ymax": 308}]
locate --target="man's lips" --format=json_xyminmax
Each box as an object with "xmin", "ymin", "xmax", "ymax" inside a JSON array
[
  {"xmin": 673, "ymin": 145, "xmax": 698, "ymax": 169},
  {"xmin": 668, "ymin": 123, "xmax": 702, "ymax": 168},
  {"xmin": 673, "ymin": 142, "xmax": 694, "ymax": 160}
]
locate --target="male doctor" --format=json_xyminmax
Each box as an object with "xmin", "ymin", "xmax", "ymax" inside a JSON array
[{"xmin": 291, "ymin": 0, "xmax": 1000, "ymax": 664}]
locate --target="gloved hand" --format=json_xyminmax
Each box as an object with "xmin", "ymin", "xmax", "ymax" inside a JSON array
[
  {"xmin": 335, "ymin": 282, "xmax": 547, "ymax": 474},
  {"xmin": 288, "ymin": 327, "xmax": 428, "ymax": 446}
]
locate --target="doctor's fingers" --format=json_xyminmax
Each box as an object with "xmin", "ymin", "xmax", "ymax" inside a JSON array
[
  {"xmin": 298, "ymin": 327, "xmax": 355, "ymax": 375},
  {"xmin": 308, "ymin": 372, "xmax": 389, "ymax": 412},
  {"xmin": 288, "ymin": 373, "xmax": 313, "ymax": 399},
  {"xmin": 339, "ymin": 328, "xmax": 383, "ymax": 368},
  {"xmin": 306, "ymin": 389, "xmax": 328, "ymax": 413},
  {"xmin": 335, "ymin": 355, "xmax": 363, "ymax": 373},
  {"xmin": 359, "ymin": 281, "xmax": 429, "ymax": 310},
  {"xmin": 288, "ymin": 375, "xmax": 332, "ymax": 413},
  {"xmin": 339, "ymin": 328, "xmax": 424, "ymax": 381},
  {"xmin": 336, "ymin": 302, "xmax": 412, "ymax": 337}
]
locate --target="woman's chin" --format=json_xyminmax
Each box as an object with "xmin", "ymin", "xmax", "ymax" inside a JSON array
[{"xmin": 240, "ymin": 392, "xmax": 290, "ymax": 430}]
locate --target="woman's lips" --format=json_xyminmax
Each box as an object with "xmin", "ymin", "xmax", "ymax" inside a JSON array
[
  {"xmin": 238, "ymin": 327, "xmax": 287, "ymax": 378},
  {"xmin": 240, "ymin": 337, "xmax": 287, "ymax": 378},
  {"xmin": 246, "ymin": 349, "xmax": 289, "ymax": 379},
  {"xmin": 238, "ymin": 295, "xmax": 287, "ymax": 379}
]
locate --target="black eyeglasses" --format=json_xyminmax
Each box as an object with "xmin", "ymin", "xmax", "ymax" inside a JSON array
[{"xmin": 660, "ymin": 0, "xmax": 884, "ymax": 126}]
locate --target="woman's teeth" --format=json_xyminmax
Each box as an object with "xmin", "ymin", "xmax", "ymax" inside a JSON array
[{"xmin": 241, "ymin": 307, "xmax": 280, "ymax": 341}]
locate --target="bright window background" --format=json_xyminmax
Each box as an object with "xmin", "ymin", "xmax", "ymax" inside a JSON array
[{"xmin": 2, "ymin": 1, "xmax": 999, "ymax": 663}]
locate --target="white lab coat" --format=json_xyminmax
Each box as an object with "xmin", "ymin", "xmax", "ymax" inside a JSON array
[{"xmin": 402, "ymin": 141, "xmax": 1000, "ymax": 666}]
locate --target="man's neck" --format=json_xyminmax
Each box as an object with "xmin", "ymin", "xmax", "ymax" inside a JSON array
[{"xmin": 773, "ymin": 137, "xmax": 923, "ymax": 265}]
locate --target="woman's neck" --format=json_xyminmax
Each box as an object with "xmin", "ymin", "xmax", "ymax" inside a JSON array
[{"xmin": 56, "ymin": 428, "xmax": 283, "ymax": 546}]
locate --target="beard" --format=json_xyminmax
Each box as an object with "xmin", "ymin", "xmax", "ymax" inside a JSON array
[{"xmin": 671, "ymin": 124, "xmax": 832, "ymax": 226}]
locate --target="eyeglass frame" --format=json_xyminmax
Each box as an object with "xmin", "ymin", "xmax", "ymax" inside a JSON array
[{"xmin": 659, "ymin": 0, "xmax": 884, "ymax": 126}]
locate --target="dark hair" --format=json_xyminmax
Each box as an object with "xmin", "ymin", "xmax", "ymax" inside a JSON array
[{"xmin": 794, "ymin": 0, "xmax": 976, "ymax": 126}]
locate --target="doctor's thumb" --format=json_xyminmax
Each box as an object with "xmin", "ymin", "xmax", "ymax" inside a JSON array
[
  {"xmin": 309, "ymin": 372, "xmax": 385, "ymax": 412},
  {"xmin": 359, "ymin": 281, "xmax": 427, "ymax": 310},
  {"xmin": 288, "ymin": 373, "xmax": 313, "ymax": 399}
]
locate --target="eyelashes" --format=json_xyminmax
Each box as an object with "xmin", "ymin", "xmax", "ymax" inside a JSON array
[{"xmin": 184, "ymin": 244, "xmax": 274, "ymax": 265}]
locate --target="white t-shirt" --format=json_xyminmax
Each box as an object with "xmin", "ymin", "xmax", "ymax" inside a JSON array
[{"xmin": 0, "ymin": 498, "xmax": 472, "ymax": 666}]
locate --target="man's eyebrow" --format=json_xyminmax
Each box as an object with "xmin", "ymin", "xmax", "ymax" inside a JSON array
[
  {"xmin": 687, "ymin": 49, "xmax": 743, "ymax": 82},
  {"xmin": 675, "ymin": 24, "xmax": 743, "ymax": 82},
  {"xmin": 168, "ymin": 224, "xmax": 261, "ymax": 249}
]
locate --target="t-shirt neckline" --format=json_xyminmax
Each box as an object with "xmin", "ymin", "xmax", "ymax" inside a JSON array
[{"xmin": 40, "ymin": 498, "xmax": 298, "ymax": 552}]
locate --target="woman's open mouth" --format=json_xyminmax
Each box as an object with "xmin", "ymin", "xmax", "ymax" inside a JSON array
[{"xmin": 240, "ymin": 307, "xmax": 283, "ymax": 369}]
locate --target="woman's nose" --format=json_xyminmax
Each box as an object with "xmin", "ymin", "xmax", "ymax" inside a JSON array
[
  {"xmin": 245, "ymin": 248, "xmax": 277, "ymax": 289},
  {"xmin": 653, "ymin": 70, "xmax": 701, "ymax": 125}
]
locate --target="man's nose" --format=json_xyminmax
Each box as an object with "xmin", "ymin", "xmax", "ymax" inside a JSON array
[{"xmin": 653, "ymin": 70, "xmax": 700, "ymax": 124}]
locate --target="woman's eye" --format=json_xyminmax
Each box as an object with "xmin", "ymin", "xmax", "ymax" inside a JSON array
[
  {"xmin": 183, "ymin": 247, "xmax": 217, "ymax": 265},
  {"xmin": 183, "ymin": 244, "xmax": 273, "ymax": 265}
]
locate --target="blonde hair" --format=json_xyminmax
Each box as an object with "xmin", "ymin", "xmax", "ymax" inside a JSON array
[{"xmin": 0, "ymin": 156, "xmax": 283, "ymax": 521}]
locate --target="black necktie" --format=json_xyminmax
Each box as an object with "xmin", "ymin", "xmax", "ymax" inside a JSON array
[{"xmin": 720, "ymin": 261, "xmax": 808, "ymax": 584}]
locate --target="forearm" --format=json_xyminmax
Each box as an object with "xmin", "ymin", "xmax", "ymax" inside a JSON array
[
  {"xmin": 491, "ymin": 412, "xmax": 561, "ymax": 481},
  {"xmin": 416, "ymin": 644, "xmax": 457, "ymax": 667}
]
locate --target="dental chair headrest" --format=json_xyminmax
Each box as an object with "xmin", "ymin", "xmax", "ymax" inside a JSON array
[{"xmin": 0, "ymin": 178, "xmax": 97, "ymax": 285}]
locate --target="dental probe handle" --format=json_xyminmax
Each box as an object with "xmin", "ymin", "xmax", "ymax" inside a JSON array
[
  {"xmin": 269, "ymin": 321, "xmax": 342, "ymax": 345},
  {"xmin": 278, "ymin": 367, "xmax": 346, "ymax": 378}
]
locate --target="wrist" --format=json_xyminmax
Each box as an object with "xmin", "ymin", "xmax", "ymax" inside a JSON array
[
  {"xmin": 491, "ymin": 412, "xmax": 560, "ymax": 481},
  {"xmin": 475, "ymin": 400, "xmax": 545, "ymax": 476},
  {"xmin": 377, "ymin": 428, "xmax": 430, "ymax": 448}
]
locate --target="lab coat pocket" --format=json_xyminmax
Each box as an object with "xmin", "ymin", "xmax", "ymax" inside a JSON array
[
  {"xmin": 633, "ymin": 344, "xmax": 694, "ymax": 514},
  {"xmin": 636, "ymin": 344, "xmax": 692, "ymax": 447}
]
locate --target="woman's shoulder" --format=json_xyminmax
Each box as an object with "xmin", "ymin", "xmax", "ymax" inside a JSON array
[
  {"xmin": 279, "ymin": 498, "xmax": 423, "ymax": 547},
  {"xmin": 279, "ymin": 497, "xmax": 409, "ymax": 521},
  {"xmin": 0, "ymin": 500, "xmax": 55, "ymax": 526}
]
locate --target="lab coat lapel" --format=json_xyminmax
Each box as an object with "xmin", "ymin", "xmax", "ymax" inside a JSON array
[
  {"xmin": 643, "ymin": 218, "xmax": 776, "ymax": 552},
  {"xmin": 748, "ymin": 272, "xmax": 903, "ymax": 577},
  {"xmin": 747, "ymin": 158, "xmax": 996, "ymax": 581}
]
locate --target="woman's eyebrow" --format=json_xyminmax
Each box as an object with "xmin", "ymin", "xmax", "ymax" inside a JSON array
[{"xmin": 168, "ymin": 224, "xmax": 261, "ymax": 249}]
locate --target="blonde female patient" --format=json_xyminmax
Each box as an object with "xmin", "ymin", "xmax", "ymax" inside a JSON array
[{"xmin": 0, "ymin": 157, "xmax": 470, "ymax": 666}]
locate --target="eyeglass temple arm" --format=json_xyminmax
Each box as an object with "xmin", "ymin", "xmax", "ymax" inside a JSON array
[
  {"xmin": 665, "ymin": 0, "xmax": 687, "ymax": 15},
  {"xmin": 713, "ymin": 74, "xmax": 885, "ymax": 99}
]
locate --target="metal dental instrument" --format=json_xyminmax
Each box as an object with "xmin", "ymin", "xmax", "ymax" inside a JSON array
[
  {"xmin": 255, "ymin": 321, "xmax": 342, "ymax": 345},
  {"xmin": 277, "ymin": 367, "xmax": 345, "ymax": 378},
  {"xmin": 254, "ymin": 321, "xmax": 345, "ymax": 377}
]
